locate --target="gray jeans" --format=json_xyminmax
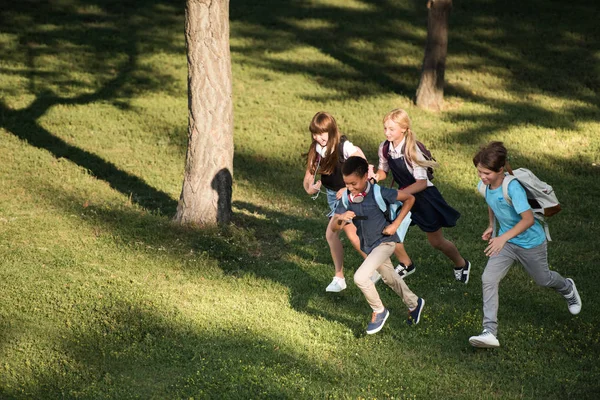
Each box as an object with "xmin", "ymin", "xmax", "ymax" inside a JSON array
[{"xmin": 481, "ymin": 241, "xmax": 572, "ymax": 336}]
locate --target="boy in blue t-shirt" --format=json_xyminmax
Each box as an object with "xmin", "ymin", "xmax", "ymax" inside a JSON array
[
  {"xmin": 470, "ymin": 142, "xmax": 582, "ymax": 348},
  {"xmin": 332, "ymin": 156, "xmax": 425, "ymax": 334}
]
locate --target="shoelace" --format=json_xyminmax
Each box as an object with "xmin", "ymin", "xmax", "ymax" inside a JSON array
[{"xmin": 566, "ymin": 295, "xmax": 579, "ymax": 306}]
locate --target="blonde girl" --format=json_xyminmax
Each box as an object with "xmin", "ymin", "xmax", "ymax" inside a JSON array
[{"xmin": 371, "ymin": 108, "xmax": 471, "ymax": 282}]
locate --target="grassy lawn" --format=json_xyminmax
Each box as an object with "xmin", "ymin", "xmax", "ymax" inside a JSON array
[{"xmin": 1, "ymin": 0, "xmax": 599, "ymax": 398}]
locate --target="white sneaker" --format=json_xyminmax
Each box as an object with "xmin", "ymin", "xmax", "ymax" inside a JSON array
[
  {"xmin": 326, "ymin": 277, "xmax": 347, "ymax": 292},
  {"xmin": 565, "ymin": 278, "xmax": 582, "ymax": 315},
  {"xmin": 469, "ymin": 330, "xmax": 500, "ymax": 348},
  {"xmin": 370, "ymin": 271, "xmax": 382, "ymax": 284}
]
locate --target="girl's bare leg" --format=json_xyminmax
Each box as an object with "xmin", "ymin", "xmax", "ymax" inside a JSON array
[
  {"xmin": 394, "ymin": 243, "xmax": 412, "ymax": 266},
  {"xmin": 326, "ymin": 217, "xmax": 345, "ymax": 278},
  {"xmin": 342, "ymin": 222, "xmax": 367, "ymax": 259},
  {"xmin": 426, "ymin": 229, "xmax": 465, "ymax": 267}
]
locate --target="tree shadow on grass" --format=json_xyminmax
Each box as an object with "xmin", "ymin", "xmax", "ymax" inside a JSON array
[
  {"xmin": 230, "ymin": 0, "xmax": 599, "ymax": 138},
  {"xmin": 1, "ymin": 0, "xmax": 184, "ymax": 215},
  {"xmin": 0, "ymin": 299, "xmax": 347, "ymax": 398},
  {"xmin": 21, "ymin": 174, "xmax": 370, "ymax": 334}
]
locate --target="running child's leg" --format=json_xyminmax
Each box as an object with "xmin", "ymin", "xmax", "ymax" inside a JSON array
[
  {"xmin": 426, "ymin": 228, "xmax": 464, "ymax": 266},
  {"xmin": 515, "ymin": 241, "xmax": 571, "ymax": 296},
  {"xmin": 354, "ymin": 242, "xmax": 396, "ymax": 312},
  {"xmin": 378, "ymin": 243, "xmax": 419, "ymax": 309},
  {"xmin": 342, "ymin": 222, "xmax": 367, "ymax": 259},
  {"xmin": 481, "ymin": 246, "xmax": 515, "ymax": 336},
  {"xmin": 426, "ymin": 228, "xmax": 471, "ymax": 282},
  {"xmin": 326, "ymin": 217, "xmax": 345, "ymax": 279},
  {"xmin": 393, "ymin": 242, "xmax": 416, "ymax": 278},
  {"xmin": 394, "ymin": 243, "xmax": 412, "ymax": 266}
]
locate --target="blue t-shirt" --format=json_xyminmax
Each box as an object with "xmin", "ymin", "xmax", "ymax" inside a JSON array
[
  {"xmin": 334, "ymin": 184, "xmax": 400, "ymax": 254},
  {"xmin": 479, "ymin": 179, "xmax": 545, "ymax": 249}
]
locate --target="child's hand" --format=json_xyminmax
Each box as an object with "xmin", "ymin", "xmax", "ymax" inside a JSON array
[
  {"xmin": 368, "ymin": 164, "xmax": 376, "ymax": 180},
  {"xmin": 336, "ymin": 187, "xmax": 345, "ymax": 199},
  {"xmin": 311, "ymin": 180, "xmax": 322, "ymax": 194},
  {"xmin": 485, "ymin": 236, "xmax": 507, "ymax": 257},
  {"xmin": 337, "ymin": 210, "xmax": 355, "ymax": 225},
  {"xmin": 382, "ymin": 224, "xmax": 397, "ymax": 236},
  {"xmin": 482, "ymin": 227, "xmax": 493, "ymax": 241}
]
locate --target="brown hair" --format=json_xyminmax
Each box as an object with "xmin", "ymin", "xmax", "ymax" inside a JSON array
[
  {"xmin": 306, "ymin": 111, "xmax": 343, "ymax": 175},
  {"xmin": 383, "ymin": 108, "xmax": 437, "ymax": 170},
  {"xmin": 473, "ymin": 141, "xmax": 507, "ymax": 172}
]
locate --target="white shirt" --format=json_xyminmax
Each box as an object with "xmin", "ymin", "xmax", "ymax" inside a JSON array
[
  {"xmin": 377, "ymin": 138, "xmax": 433, "ymax": 186},
  {"xmin": 316, "ymin": 139, "xmax": 357, "ymax": 160}
]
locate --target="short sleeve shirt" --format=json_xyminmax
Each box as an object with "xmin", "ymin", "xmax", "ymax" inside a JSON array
[
  {"xmin": 316, "ymin": 140, "xmax": 357, "ymax": 160},
  {"xmin": 334, "ymin": 183, "xmax": 400, "ymax": 254},
  {"xmin": 479, "ymin": 179, "xmax": 545, "ymax": 248}
]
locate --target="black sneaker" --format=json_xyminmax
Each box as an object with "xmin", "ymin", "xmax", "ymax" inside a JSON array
[
  {"xmin": 395, "ymin": 263, "xmax": 416, "ymax": 279},
  {"xmin": 454, "ymin": 260, "xmax": 471, "ymax": 284},
  {"xmin": 407, "ymin": 298, "xmax": 425, "ymax": 326}
]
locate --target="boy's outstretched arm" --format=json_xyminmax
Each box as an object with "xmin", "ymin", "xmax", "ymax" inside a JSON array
[
  {"xmin": 382, "ymin": 191, "xmax": 415, "ymax": 235},
  {"xmin": 485, "ymin": 210, "xmax": 534, "ymax": 256}
]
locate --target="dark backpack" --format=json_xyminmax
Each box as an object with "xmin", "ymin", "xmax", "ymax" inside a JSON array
[{"xmin": 382, "ymin": 140, "xmax": 436, "ymax": 181}]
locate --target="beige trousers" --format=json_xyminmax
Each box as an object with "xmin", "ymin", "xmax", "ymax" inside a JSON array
[{"xmin": 354, "ymin": 242, "xmax": 419, "ymax": 312}]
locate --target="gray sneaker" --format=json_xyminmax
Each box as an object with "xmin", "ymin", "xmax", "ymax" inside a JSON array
[{"xmin": 565, "ymin": 278, "xmax": 582, "ymax": 315}]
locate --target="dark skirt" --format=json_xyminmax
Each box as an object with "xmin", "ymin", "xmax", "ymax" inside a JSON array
[{"xmin": 410, "ymin": 186, "xmax": 460, "ymax": 232}]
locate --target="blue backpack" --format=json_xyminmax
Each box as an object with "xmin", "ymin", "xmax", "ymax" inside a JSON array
[{"xmin": 341, "ymin": 184, "xmax": 412, "ymax": 242}]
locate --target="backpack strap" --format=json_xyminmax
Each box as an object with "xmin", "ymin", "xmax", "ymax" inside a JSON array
[
  {"xmin": 501, "ymin": 174, "xmax": 516, "ymax": 206},
  {"xmin": 477, "ymin": 180, "xmax": 498, "ymax": 239},
  {"xmin": 477, "ymin": 180, "xmax": 487, "ymax": 198},
  {"xmin": 341, "ymin": 189, "xmax": 349, "ymax": 209},
  {"xmin": 382, "ymin": 140, "xmax": 391, "ymax": 160},
  {"xmin": 502, "ymin": 175, "xmax": 553, "ymax": 241},
  {"xmin": 372, "ymin": 184, "xmax": 387, "ymax": 213}
]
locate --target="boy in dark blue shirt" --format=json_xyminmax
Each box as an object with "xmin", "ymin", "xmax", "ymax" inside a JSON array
[{"xmin": 332, "ymin": 156, "xmax": 425, "ymax": 334}]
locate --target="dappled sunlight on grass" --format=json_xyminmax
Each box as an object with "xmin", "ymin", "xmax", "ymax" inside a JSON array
[{"xmin": 1, "ymin": 0, "xmax": 599, "ymax": 398}]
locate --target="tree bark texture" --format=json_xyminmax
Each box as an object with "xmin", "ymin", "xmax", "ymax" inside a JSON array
[
  {"xmin": 175, "ymin": 0, "xmax": 233, "ymax": 225},
  {"xmin": 415, "ymin": 0, "xmax": 452, "ymax": 111}
]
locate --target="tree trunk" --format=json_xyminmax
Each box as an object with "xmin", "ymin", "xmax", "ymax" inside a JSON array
[
  {"xmin": 175, "ymin": 0, "xmax": 233, "ymax": 225},
  {"xmin": 415, "ymin": 0, "xmax": 452, "ymax": 112}
]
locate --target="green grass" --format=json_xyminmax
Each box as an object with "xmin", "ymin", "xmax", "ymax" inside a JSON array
[{"xmin": 1, "ymin": 0, "xmax": 599, "ymax": 398}]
